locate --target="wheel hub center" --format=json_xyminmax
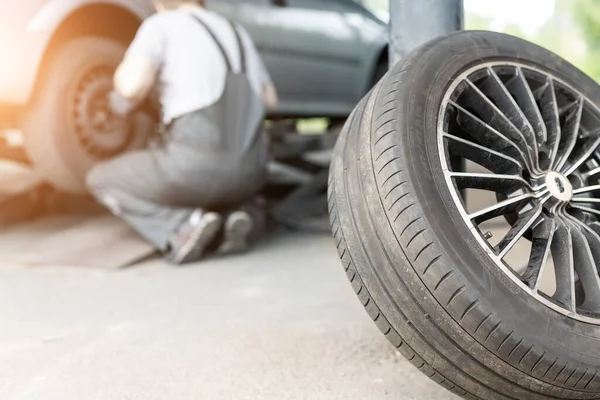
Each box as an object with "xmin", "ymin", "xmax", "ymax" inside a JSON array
[
  {"xmin": 545, "ymin": 171, "xmax": 573, "ymax": 202},
  {"xmin": 72, "ymin": 66, "xmax": 136, "ymax": 159}
]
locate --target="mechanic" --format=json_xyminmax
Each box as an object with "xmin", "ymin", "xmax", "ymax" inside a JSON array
[{"xmin": 86, "ymin": 0, "xmax": 278, "ymax": 264}]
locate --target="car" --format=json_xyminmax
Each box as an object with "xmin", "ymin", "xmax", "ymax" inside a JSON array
[{"xmin": 0, "ymin": 0, "xmax": 388, "ymax": 194}]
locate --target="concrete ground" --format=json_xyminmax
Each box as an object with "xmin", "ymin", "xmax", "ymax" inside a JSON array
[
  {"xmin": 0, "ymin": 157, "xmax": 547, "ymax": 400},
  {"xmin": 0, "ymin": 229, "xmax": 460, "ymax": 400}
]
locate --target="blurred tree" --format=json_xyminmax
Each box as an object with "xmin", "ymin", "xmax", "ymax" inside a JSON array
[
  {"xmin": 504, "ymin": 23, "xmax": 527, "ymax": 39},
  {"xmin": 466, "ymin": 12, "xmax": 493, "ymax": 30},
  {"xmin": 572, "ymin": 0, "xmax": 600, "ymax": 80},
  {"xmin": 368, "ymin": 0, "xmax": 594, "ymax": 79},
  {"xmin": 363, "ymin": 0, "xmax": 388, "ymax": 12},
  {"xmin": 466, "ymin": 0, "xmax": 592, "ymax": 79}
]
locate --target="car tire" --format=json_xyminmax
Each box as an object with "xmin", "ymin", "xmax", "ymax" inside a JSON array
[
  {"xmin": 23, "ymin": 36, "xmax": 153, "ymax": 193},
  {"xmin": 329, "ymin": 31, "xmax": 600, "ymax": 399}
]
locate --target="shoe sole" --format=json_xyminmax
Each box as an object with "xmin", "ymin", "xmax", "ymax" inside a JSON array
[
  {"xmin": 218, "ymin": 211, "xmax": 254, "ymax": 255},
  {"xmin": 172, "ymin": 213, "xmax": 222, "ymax": 265}
]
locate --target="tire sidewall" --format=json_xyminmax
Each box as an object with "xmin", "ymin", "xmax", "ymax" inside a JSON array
[{"xmin": 399, "ymin": 32, "xmax": 600, "ymax": 366}]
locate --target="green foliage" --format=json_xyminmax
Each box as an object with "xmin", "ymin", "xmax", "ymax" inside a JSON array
[
  {"xmin": 572, "ymin": 0, "xmax": 600, "ymax": 80},
  {"xmin": 367, "ymin": 0, "xmax": 600, "ymax": 81},
  {"xmin": 362, "ymin": 0, "xmax": 388, "ymax": 12},
  {"xmin": 467, "ymin": 0, "xmax": 594, "ymax": 80},
  {"xmin": 466, "ymin": 12, "xmax": 492, "ymax": 31},
  {"xmin": 573, "ymin": 0, "xmax": 600, "ymax": 43}
]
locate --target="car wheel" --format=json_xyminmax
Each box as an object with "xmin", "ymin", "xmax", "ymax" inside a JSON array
[
  {"xmin": 329, "ymin": 31, "xmax": 600, "ymax": 399},
  {"xmin": 23, "ymin": 36, "xmax": 153, "ymax": 193}
]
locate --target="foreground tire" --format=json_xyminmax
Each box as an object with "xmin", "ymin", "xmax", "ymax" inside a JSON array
[
  {"xmin": 23, "ymin": 36, "xmax": 152, "ymax": 193},
  {"xmin": 329, "ymin": 31, "xmax": 600, "ymax": 399}
]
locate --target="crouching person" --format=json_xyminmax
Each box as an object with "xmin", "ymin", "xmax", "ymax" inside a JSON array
[{"xmin": 86, "ymin": 0, "xmax": 278, "ymax": 264}]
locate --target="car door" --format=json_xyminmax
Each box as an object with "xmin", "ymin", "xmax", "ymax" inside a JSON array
[
  {"xmin": 338, "ymin": 0, "xmax": 390, "ymax": 96},
  {"xmin": 221, "ymin": 0, "xmax": 364, "ymax": 117},
  {"xmin": 268, "ymin": 0, "xmax": 366, "ymax": 116}
]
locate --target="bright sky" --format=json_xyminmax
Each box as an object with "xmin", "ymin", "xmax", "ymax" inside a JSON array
[{"xmin": 464, "ymin": 0, "xmax": 556, "ymax": 35}]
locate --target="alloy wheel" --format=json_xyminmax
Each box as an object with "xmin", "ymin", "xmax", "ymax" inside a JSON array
[{"xmin": 439, "ymin": 62, "xmax": 600, "ymax": 323}]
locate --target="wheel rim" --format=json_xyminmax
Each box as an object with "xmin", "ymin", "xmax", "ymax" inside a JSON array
[
  {"xmin": 438, "ymin": 61, "xmax": 600, "ymax": 323},
  {"xmin": 71, "ymin": 66, "xmax": 134, "ymax": 159}
]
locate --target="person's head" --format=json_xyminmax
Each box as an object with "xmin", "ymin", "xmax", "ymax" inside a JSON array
[{"xmin": 153, "ymin": 0, "xmax": 205, "ymax": 12}]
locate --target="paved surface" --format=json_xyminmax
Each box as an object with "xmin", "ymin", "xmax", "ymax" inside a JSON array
[
  {"xmin": 0, "ymin": 160, "xmax": 43, "ymax": 195},
  {"xmin": 0, "ymin": 230, "xmax": 459, "ymax": 400}
]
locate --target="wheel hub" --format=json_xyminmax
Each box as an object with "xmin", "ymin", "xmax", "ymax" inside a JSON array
[
  {"xmin": 545, "ymin": 171, "xmax": 573, "ymax": 202},
  {"xmin": 70, "ymin": 66, "xmax": 134, "ymax": 159}
]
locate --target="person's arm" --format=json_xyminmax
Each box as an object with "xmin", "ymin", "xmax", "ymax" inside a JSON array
[
  {"xmin": 257, "ymin": 56, "xmax": 278, "ymax": 112},
  {"xmin": 114, "ymin": 57, "xmax": 158, "ymax": 105},
  {"xmin": 239, "ymin": 27, "xmax": 278, "ymax": 112},
  {"xmin": 110, "ymin": 18, "xmax": 164, "ymax": 115},
  {"xmin": 262, "ymin": 81, "xmax": 278, "ymax": 113}
]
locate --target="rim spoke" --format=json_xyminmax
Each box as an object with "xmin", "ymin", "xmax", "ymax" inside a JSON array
[
  {"xmin": 554, "ymin": 99, "xmax": 584, "ymax": 171},
  {"xmin": 563, "ymin": 135, "xmax": 600, "ymax": 176},
  {"xmin": 571, "ymin": 197, "xmax": 600, "ymax": 204},
  {"xmin": 538, "ymin": 78, "xmax": 561, "ymax": 168},
  {"xmin": 469, "ymin": 193, "xmax": 534, "ymax": 225},
  {"xmin": 449, "ymin": 101, "xmax": 536, "ymax": 173},
  {"xmin": 481, "ymin": 68, "xmax": 539, "ymax": 163},
  {"xmin": 450, "ymin": 172, "xmax": 531, "ymax": 193},
  {"xmin": 522, "ymin": 217, "xmax": 556, "ymax": 290},
  {"xmin": 571, "ymin": 204, "xmax": 600, "ymax": 217},
  {"xmin": 564, "ymin": 216, "xmax": 600, "ymax": 313},
  {"xmin": 573, "ymin": 184, "xmax": 600, "ymax": 195},
  {"xmin": 496, "ymin": 206, "xmax": 542, "ymax": 258},
  {"xmin": 551, "ymin": 224, "xmax": 577, "ymax": 312},
  {"xmin": 590, "ymin": 222, "xmax": 600, "ymax": 235},
  {"xmin": 588, "ymin": 222, "xmax": 600, "ymax": 241},
  {"xmin": 443, "ymin": 132, "xmax": 523, "ymax": 174},
  {"xmin": 460, "ymin": 79, "xmax": 538, "ymax": 172},
  {"xmin": 505, "ymin": 67, "xmax": 547, "ymax": 143},
  {"xmin": 586, "ymin": 167, "xmax": 600, "ymax": 179}
]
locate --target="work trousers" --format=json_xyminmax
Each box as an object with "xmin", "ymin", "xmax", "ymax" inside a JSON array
[{"xmin": 86, "ymin": 110, "xmax": 268, "ymax": 251}]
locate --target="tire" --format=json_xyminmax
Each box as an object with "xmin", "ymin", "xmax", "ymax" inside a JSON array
[
  {"xmin": 23, "ymin": 36, "xmax": 153, "ymax": 193},
  {"xmin": 329, "ymin": 31, "xmax": 600, "ymax": 399}
]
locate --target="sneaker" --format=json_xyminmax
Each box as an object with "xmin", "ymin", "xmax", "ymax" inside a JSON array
[
  {"xmin": 169, "ymin": 211, "xmax": 223, "ymax": 265},
  {"xmin": 217, "ymin": 210, "xmax": 254, "ymax": 255}
]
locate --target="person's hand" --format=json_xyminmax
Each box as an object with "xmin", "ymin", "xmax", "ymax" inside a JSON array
[
  {"xmin": 261, "ymin": 82, "xmax": 278, "ymax": 112},
  {"xmin": 131, "ymin": 111, "xmax": 159, "ymax": 149},
  {"xmin": 108, "ymin": 90, "xmax": 136, "ymax": 117}
]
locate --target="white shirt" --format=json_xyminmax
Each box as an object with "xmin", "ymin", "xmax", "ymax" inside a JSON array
[{"xmin": 123, "ymin": 8, "xmax": 271, "ymax": 124}]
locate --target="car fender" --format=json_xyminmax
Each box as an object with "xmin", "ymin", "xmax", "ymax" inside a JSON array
[
  {"xmin": 357, "ymin": 38, "xmax": 388, "ymax": 96},
  {"xmin": 27, "ymin": 0, "xmax": 152, "ymax": 32},
  {"xmin": 344, "ymin": 9, "xmax": 389, "ymax": 97},
  {"xmin": 17, "ymin": 0, "xmax": 153, "ymax": 104}
]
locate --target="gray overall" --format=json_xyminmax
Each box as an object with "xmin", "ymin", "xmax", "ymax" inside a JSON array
[{"xmin": 87, "ymin": 16, "xmax": 268, "ymax": 251}]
